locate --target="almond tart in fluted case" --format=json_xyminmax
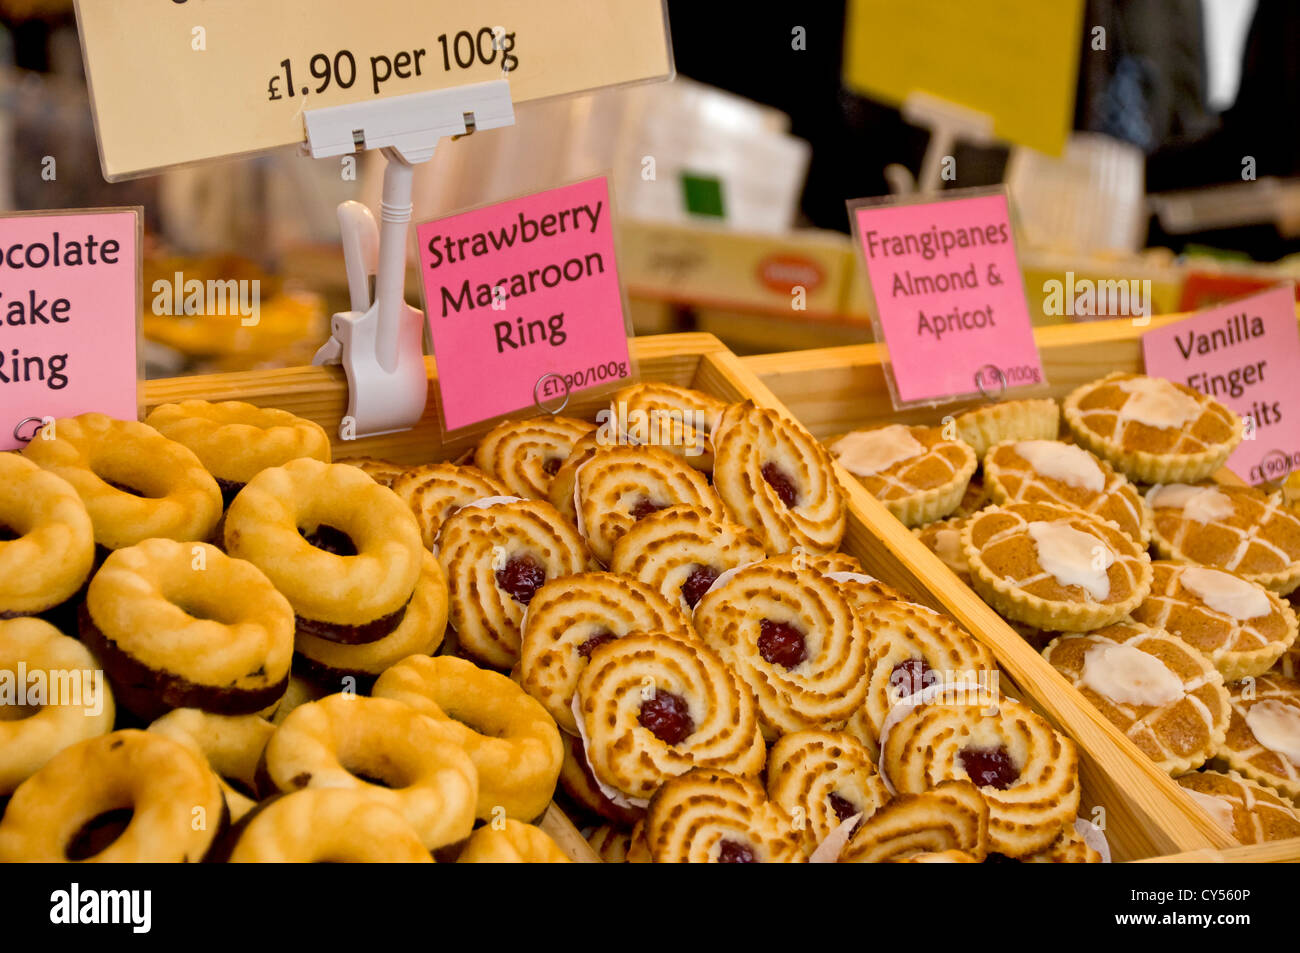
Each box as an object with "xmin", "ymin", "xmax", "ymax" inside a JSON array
[
  {"xmin": 1063, "ymin": 372, "xmax": 1241, "ymax": 484},
  {"xmin": 828, "ymin": 423, "xmax": 976, "ymax": 528},
  {"xmin": 1175, "ymin": 769, "xmax": 1300, "ymax": 844},
  {"xmin": 1042, "ymin": 621, "xmax": 1229, "ymax": 775},
  {"xmin": 962, "ymin": 500, "xmax": 1152, "ymax": 632},
  {"xmin": 1213, "ymin": 673, "xmax": 1300, "ymax": 802},
  {"xmin": 1145, "ymin": 482, "xmax": 1300, "ymax": 596}
]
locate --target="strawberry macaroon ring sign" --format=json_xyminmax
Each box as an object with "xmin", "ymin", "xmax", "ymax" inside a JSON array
[{"xmin": 416, "ymin": 175, "xmax": 636, "ymax": 434}]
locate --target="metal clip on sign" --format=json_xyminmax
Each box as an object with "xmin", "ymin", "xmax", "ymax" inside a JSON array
[{"xmin": 306, "ymin": 81, "xmax": 516, "ymax": 438}]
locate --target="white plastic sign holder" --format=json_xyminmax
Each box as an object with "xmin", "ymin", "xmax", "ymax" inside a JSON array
[{"xmin": 307, "ymin": 80, "xmax": 516, "ymax": 438}]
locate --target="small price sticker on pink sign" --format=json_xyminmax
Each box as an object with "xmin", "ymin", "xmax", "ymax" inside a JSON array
[
  {"xmin": 416, "ymin": 176, "xmax": 633, "ymax": 431},
  {"xmin": 850, "ymin": 189, "xmax": 1045, "ymax": 407},
  {"xmin": 1141, "ymin": 284, "xmax": 1300, "ymax": 485},
  {"xmin": 0, "ymin": 208, "xmax": 140, "ymax": 451}
]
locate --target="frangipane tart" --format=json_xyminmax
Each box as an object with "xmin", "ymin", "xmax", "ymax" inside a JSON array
[
  {"xmin": 962, "ymin": 501, "xmax": 1152, "ymax": 631},
  {"xmin": 572, "ymin": 444, "xmax": 725, "ymax": 565},
  {"xmin": 609, "ymin": 505, "xmax": 766, "ymax": 613},
  {"xmin": 573, "ymin": 630, "xmax": 766, "ymax": 805},
  {"xmin": 517, "ymin": 571, "xmax": 694, "ymax": 734},
  {"xmin": 766, "ymin": 730, "xmax": 890, "ymax": 854},
  {"xmin": 1041, "ymin": 622, "xmax": 1229, "ymax": 775},
  {"xmin": 1063, "ymin": 372, "xmax": 1241, "ymax": 484},
  {"xmin": 645, "ymin": 768, "xmax": 805, "ymax": 863},
  {"xmin": 983, "ymin": 438, "xmax": 1150, "ymax": 545},
  {"xmin": 1130, "ymin": 562, "xmax": 1298, "ymax": 680},
  {"xmin": 1146, "ymin": 483, "xmax": 1300, "ymax": 595},
  {"xmin": 473, "ymin": 415, "xmax": 595, "ymax": 500},
  {"xmin": 1215, "ymin": 674, "xmax": 1300, "ymax": 801},
  {"xmin": 851, "ymin": 600, "xmax": 996, "ymax": 755},
  {"xmin": 692, "ymin": 560, "xmax": 869, "ymax": 739},
  {"xmin": 828, "ymin": 424, "xmax": 976, "ymax": 528},
  {"xmin": 953, "ymin": 398, "xmax": 1061, "ymax": 460},
  {"xmin": 880, "ymin": 693, "xmax": 1081, "ymax": 857},
  {"xmin": 1175, "ymin": 769, "xmax": 1300, "ymax": 844},
  {"xmin": 953, "ymin": 476, "xmax": 992, "ymax": 518},
  {"xmin": 915, "ymin": 516, "xmax": 974, "ymax": 586},
  {"xmin": 840, "ymin": 780, "xmax": 989, "ymax": 864},
  {"xmin": 712, "ymin": 400, "xmax": 846, "ymax": 554}
]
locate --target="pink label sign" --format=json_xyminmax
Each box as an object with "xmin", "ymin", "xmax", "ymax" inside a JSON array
[
  {"xmin": 852, "ymin": 192, "xmax": 1044, "ymax": 405},
  {"xmin": 0, "ymin": 209, "xmax": 139, "ymax": 451},
  {"xmin": 416, "ymin": 176, "xmax": 631, "ymax": 431},
  {"xmin": 1141, "ymin": 284, "xmax": 1300, "ymax": 485}
]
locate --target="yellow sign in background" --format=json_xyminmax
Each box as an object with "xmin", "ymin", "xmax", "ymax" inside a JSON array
[
  {"xmin": 74, "ymin": 0, "xmax": 673, "ymax": 180},
  {"xmin": 842, "ymin": 0, "xmax": 1084, "ymax": 156}
]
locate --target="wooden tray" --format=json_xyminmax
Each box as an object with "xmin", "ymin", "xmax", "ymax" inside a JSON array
[
  {"xmin": 143, "ymin": 330, "xmax": 1223, "ymax": 861},
  {"xmin": 748, "ymin": 315, "xmax": 1300, "ymax": 858}
]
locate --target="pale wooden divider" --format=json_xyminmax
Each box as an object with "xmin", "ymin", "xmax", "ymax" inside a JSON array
[
  {"xmin": 741, "ymin": 316, "xmax": 1288, "ymax": 861},
  {"xmin": 142, "ymin": 329, "xmax": 1225, "ymax": 861}
]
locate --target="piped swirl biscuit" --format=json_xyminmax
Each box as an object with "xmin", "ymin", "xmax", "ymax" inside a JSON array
[
  {"xmin": 713, "ymin": 401, "xmax": 846, "ymax": 554},
  {"xmin": 644, "ymin": 768, "xmax": 805, "ymax": 863},
  {"xmin": 474, "ymin": 415, "xmax": 595, "ymax": 500}
]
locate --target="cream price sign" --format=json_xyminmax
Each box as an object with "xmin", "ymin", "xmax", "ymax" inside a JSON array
[{"xmin": 74, "ymin": 0, "xmax": 673, "ymax": 180}]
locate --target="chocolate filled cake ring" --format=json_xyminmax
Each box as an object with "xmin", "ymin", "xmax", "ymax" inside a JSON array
[
  {"xmin": 224, "ymin": 788, "xmax": 432, "ymax": 862},
  {"xmin": 474, "ymin": 415, "xmax": 595, "ymax": 499},
  {"xmin": 374, "ymin": 655, "xmax": 563, "ymax": 821},
  {"xmin": 0, "ymin": 730, "xmax": 225, "ymax": 862},
  {"xmin": 81, "ymin": 539, "xmax": 293, "ymax": 720},
  {"xmin": 224, "ymin": 458, "xmax": 423, "ymax": 644},
  {"xmin": 261, "ymin": 693, "xmax": 478, "ymax": 850},
  {"xmin": 437, "ymin": 498, "xmax": 591, "ymax": 669},
  {"xmin": 572, "ymin": 444, "xmax": 725, "ymax": 565},
  {"xmin": 713, "ymin": 401, "xmax": 846, "ymax": 554},
  {"xmin": 146, "ymin": 399, "xmax": 331, "ymax": 506},
  {"xmin": 0, "ymin": 454, "xmax": 94, "ymax": 617},
  {"xmin": 574, "ymin": 630, "xmax": 765, "ymax": 803},
  {"xmin": 518, "ymin": 571, "xmax": 693, "ymax": 734},
  {"xmin": 293, "ymin": 550, "xmax": 448, "ymax": 684},
  {"xmin": 22, "ymin": 412, "xmax": 222, "ymax": 550},
  {"xmin": 148, "ymin": 708, "xmax": 275, "ymax": 822},
  {"xmin": 456, "ymin": 819, "xmax": 573, "ymax": 863},
  {"xmin": 0, "ymin": 618, "xmax": 114, "ymax": 794}
]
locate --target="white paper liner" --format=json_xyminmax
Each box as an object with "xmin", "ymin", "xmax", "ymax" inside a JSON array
[
  {"xmin": 808, "ymin": 812, "xmax": 862, "ymax": 863},
  {"xmin": 571, "ymin": 459, "xmax": 592, "ymax": 544},
  {"xmin": 1074, "ymin": 817, "xmax": 1111, "ymax": 864},
  {"xmin": 824, "ymin": 570, "xmax": 880, "ymax": 585},
  {"xmin": 430, "ymin": 495, "xmax": 526, "ymax": 557},
  {"xmin": 693, "ymin": 559, "xmax": 764, "ymax": 611},
  {"xmin": 570, "ymin": 694, "xmax": 650, "ymax": 810}
]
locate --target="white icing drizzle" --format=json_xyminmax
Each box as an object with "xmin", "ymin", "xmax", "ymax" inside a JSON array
[
  {"xmin": 1080, "ymin": 642, "xmax": 1184, "ymax": 707},
  {"xmin": 932, "ymin": 528, "xmax": 968, "ymax": 571},
  {"xmin": 1179, "ymin": 566, "xmax": 1271, "ymax": 620},
  {"xmin": 1013, "ymin": 440, "xmax": 1105, "ymax": 492},
  {"xmin": 1244, "ymin": 700, "xmax": 1300, "ymax": 767},
  {"xmin": 1184, "ymin": 789, "xmax": 1236, "ymax": 835},
  {"xmin": 1026, "ymin": 521, "xmax": 1114, "ymax": 600},
  {"xmin": 831, "ymin": 425, "xmax": 925, "ymax": 477},
  {"xmin": 1145, "ymin": 483, "xmax": 1235, "ymax": 523},
  {"xmin": 1116, "ymin": 377, "xmax": 1204, "ymax": 430}
]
